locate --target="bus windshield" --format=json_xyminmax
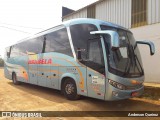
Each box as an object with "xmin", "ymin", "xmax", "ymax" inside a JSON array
[{"xmin": 101, "ymin": 25, "xmax": 144, "ymax": 78}]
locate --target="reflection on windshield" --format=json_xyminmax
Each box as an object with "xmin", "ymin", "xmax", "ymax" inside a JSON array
[{"xmin": 101, "ymin": 25, "xmax": 144, "ymax": 78}]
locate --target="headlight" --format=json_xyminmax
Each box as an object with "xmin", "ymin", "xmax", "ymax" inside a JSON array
[{"xmin": 108, "ymin": 79, "xmax": 126, "ymax": 90}]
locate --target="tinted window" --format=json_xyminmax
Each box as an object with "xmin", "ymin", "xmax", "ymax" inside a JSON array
[
  {"xmin": 88, "ymin": 40, "xmax": 104, "ymax": 65},
  {"xmin": 10, "ymin": 36, "xmax": 44, "ymax": 57},
  {"xmin": 101, "ymin": 25, "xmax": 117, "ymax": 31},
  {"xmin": 45, "ymin": 28, "xmax": 73, "ymax": 57},
  {"xmin": 25, "ymin": 37, "xmax": 43, "ymax": 54},
  {"xmin": 70, "ymin": 24, "xmax": 98, "ymax": 59},
  {"xmin": 87, "ymin": 39, "xmax": 105, "ymax": 74},
  {"xmin": 16, "ymin": 42, "xmax": 28, "ymax": 56},
  {"xmin": 4, "ymin": 47, "xmax": 10, "ymax": 58},
  {"xmin": 101, "ymin": 25, "xmax": 144, "ymax": 77},
  {"xmin": 10, "ymin": 45, "xmax": 19, "ymax": 57}
]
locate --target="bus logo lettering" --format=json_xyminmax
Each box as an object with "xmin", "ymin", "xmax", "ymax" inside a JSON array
[{"xmin": 28, "ymin": 59, "xmax": 52, "ymax": 64}]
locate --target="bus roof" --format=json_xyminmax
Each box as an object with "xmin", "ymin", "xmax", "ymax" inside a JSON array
[
  {"xmin": 63, "ymin": 18, "xmax": 129, "ymax": 31},
  {"xmin": 16, "ymin": 18, "xmax": 130, "ymax": 44}
]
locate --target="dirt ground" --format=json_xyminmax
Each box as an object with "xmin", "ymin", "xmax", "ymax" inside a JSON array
[{"xmin": 0, "ymin": 68, "xmax": 159, "ymax": 120}]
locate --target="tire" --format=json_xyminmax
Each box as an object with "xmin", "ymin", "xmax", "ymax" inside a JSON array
[
  {"xmin": 12, "ymin": 73, "xmax": 20, "ymax": 85},
  {"xmin": 62, "ymin": 78, "xmax": 80, "ymax": 100}
]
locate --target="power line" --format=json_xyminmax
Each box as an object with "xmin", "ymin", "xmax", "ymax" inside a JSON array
[
  {"xmin": 0, "ymin": 26, "xmax": 31, "ymax": 34},
  {"xmin": 0, "ymin": 22, "xmax": 43, "ymax": 30}
]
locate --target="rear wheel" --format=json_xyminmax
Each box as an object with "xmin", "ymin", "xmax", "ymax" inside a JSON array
[
  {"xmin": 12, "ymin": 73, "xmax": 20, "ymax": 85},
  {"xmin": 62, "ymin": 78, "xmax": 80, "ymax": 100}
]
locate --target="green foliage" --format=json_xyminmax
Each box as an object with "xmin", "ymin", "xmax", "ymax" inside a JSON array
[{"xmin": 0, "ymin": 58, "xmax": 4, "ymax": 67}]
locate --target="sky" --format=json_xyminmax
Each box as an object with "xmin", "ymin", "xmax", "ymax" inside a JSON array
[{"xmin": 0, "ymin": 0, "xmax": 98, "ymax": 58}]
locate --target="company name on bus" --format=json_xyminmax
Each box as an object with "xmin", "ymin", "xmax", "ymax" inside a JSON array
[{"xmin": 28, "ymin": 59, "xmax": 52, "ymax": 64}]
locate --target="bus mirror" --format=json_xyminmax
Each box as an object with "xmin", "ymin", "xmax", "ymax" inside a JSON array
[
  {"xmin": 135, "ymin": 40, "xmax": 155, "ymax": 55},
  {"xmin": 90, "ymin": 30, "xmax": 120, "ymax": 49}
]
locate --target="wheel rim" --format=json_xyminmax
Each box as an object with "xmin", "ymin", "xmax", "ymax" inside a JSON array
[{"xmin": 65, "ymin": 83, "xmax": 75, "ymax": 95}]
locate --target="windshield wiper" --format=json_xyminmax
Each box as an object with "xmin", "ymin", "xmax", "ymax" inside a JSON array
[
  {"xmin": 131, "ymin": 45, "xmax": 144, "ymax": 75},
  {"xmin": 134, "ymin": 53, "xmax": 144, "ymax": 75},
  {"xmin": 123, "ymin": 44, "xmax": 144, "ymax": 77},
  {"xmin": 124, "ymin": 45, "xmax": 143, "ymax": 76}
]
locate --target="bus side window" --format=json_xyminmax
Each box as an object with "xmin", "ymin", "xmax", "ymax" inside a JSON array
[
  {"xmin": 87, "ymin": 39, "xmax": 105, "ymax": 74},
  {"xmin": 24, "ymin": 38, "xmax": 43, "ymax": 55},
  {"xmin": 70, "ymin": 24, "xmax": 98, "ymax": 60},
  {"xmin": 45, "ymin": 28, "xmax": 73, "ymax": 57},
  {"xmin": 5, "ymin": 47, "xmax": 11, "ymax": 58},
  {"xmin": 10, "ymin": 45, "xmax": 19, "ymax": 58}
]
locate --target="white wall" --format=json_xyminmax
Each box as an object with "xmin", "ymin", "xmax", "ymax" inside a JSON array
[
  {"xmin": 130, "ymin": 23, "xmax": 160, "ymax": 83},
  {"xmin": 63, "ymin": 0, "xmax": 160, "ymax": 27},
  {"xmin": 63, "ymin": 0, "xmax": 132, "ymax": 28},
  {"xmin": 148, "ymin": 0, "xmax": 160, "ymax": 24},
  {"xmin": 96, "ymin": 0, "xmax": 131, "ymax": 28}
]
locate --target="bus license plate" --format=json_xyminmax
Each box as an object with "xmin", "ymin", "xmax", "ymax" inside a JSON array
[{"xmin": 131, "ymin": 91, "xmax": 139, "ymax": 97}]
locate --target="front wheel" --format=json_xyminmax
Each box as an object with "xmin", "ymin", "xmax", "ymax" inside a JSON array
[
  {"xmin": 62, "ymin": 79, "xmax": 80, "ymax": 100},
  {"xmin": 12, "ymin": 73, "xmax": 20, "ymax": 85}
]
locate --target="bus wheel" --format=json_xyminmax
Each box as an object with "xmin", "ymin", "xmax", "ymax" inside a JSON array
[
  {"xmin": 62, "ymin": 79, "xmax": 80, "ymax": 100},
  {"xmin": 12, "ymin": 73, "xmax": 20, "ymax": 85}
]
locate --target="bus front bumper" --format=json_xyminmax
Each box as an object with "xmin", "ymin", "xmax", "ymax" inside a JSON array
[{"xmin": 104, "ymin": 84, "xmax": 144, "ymax": 101}]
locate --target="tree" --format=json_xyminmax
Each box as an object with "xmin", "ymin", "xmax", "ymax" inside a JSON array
[{"xmin": 0, "ymin": 58, "xmax": 4, "ymax": 67}]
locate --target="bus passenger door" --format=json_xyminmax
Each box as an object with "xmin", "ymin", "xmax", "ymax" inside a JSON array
[
  {"xmin": 86, "ymin": 39, "xmax": 106, "ymax": 100},
  {"xmin": 28, "ymin": 54, "xmax": 38, "ymax": 85}
]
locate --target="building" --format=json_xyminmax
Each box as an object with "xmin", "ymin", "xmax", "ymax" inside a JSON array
[
  {"xmin": 62, "ymin": 0, "xmax": 160, "ymax": 29},
  {"xmin": 62, "ymin": 0, "xmax": 160, "ymax": 83}
]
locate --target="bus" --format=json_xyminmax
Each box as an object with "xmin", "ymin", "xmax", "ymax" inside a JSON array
[{"xmin": 4, "ymin": 18, "xmax": 155, "ymax": 101}]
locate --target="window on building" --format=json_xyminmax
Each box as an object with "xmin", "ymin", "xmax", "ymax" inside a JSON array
[
  {"xmin": 45, "ymin": 28, "xmax": 73, "ymax": 57},
  {"xmin": 87, "ymin": 5, "xmax": 95, "ymax": 18},
  {"xmin": 131, "ymin": 0, "xmax": 147, "ymax": 28}
]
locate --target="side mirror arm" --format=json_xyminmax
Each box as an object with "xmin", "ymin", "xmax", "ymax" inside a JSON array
[
  {"xmin": 135, "ymin": 40, "xmax": 155, "ymax": 55},
  {"xmin": 90, "ymin": 30, "xmax": 120, "ymax": 49}
]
